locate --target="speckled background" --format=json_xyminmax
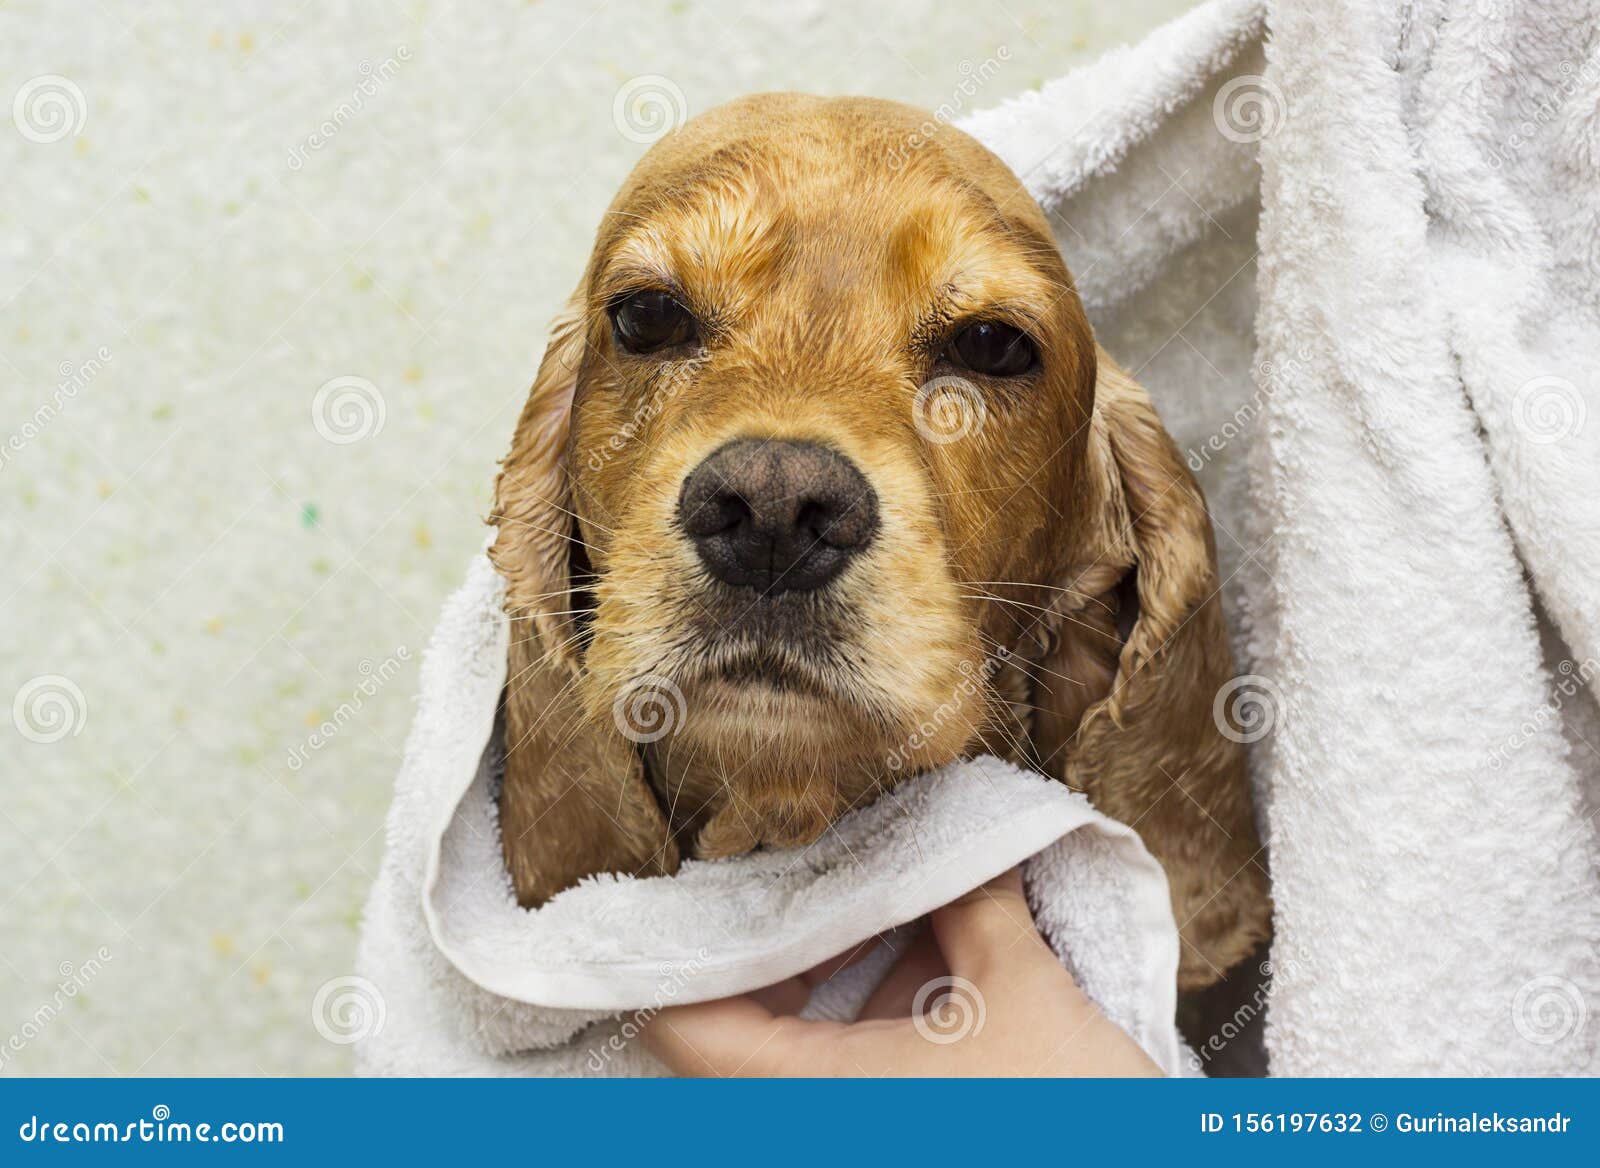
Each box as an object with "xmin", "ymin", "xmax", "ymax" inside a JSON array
[{"xmin": 1, "ymin": 0, "xmax": 1197, "ymax": 1075}]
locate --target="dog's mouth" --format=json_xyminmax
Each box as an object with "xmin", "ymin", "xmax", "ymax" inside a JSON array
[
  {"xmin": 646, "ymin": 588, "xmax": 907, "ymax": 745},
  {"xmin": 701, "ymin": 642, "xmax": 844, "ymax": 703},
  {"xmin": 677, "ymin": 579, "xmax": 871, "ymax": 698}
]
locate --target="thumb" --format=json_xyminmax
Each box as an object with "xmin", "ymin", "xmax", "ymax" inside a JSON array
[
  {"xmin": 928, "ymin": 867, "xmax": 1070, "ymax": 988},
  {"xmin": 643, "ymin": 995, "xmax": 849, "ymax": 1077}
]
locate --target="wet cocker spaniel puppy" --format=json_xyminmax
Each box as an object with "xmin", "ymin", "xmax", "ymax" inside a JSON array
[{"xmin": 490, "ymin": 94, "xmax": 1269, "ymax": 990}]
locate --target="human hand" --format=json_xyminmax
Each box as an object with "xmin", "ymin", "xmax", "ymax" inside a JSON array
[{"xmin": 643, "ymin": 868, "xmax": 1163, "ymax": 1077}]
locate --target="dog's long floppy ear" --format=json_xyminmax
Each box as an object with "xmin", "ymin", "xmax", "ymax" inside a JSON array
[
  {"xmin": 1031, "ymin": 352, "xmax": 1270, "ymax": 990},
  {"xmin": 488, "ymin": 296, "xmax": 678, "ymax": 908}
]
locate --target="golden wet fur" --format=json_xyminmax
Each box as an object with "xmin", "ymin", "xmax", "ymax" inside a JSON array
[{"xmin": 489, "ymin": 94, "xmax": 1270, "ymax": 990}]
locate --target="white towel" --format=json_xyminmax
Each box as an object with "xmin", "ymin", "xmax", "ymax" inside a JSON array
[
  {"xmin": 355, "ymin": 551, "xmax": 1192, "ymax": 1076},
  {"xmin": 962, "ymin": 0, "xmax": 1600, "ymax": 1074}
]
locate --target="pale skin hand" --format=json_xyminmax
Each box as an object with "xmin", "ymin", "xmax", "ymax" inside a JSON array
[{"xmin": 643, "ymin": 868, "xmax": 1162, "ymax": 1077}]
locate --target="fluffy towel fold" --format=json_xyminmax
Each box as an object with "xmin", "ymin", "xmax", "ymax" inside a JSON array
[{"xmin": 356, "ymin": 551, "xmax": 1193, "ymax": 1076}]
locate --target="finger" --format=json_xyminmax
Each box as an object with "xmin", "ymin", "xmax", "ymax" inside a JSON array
[
  {"xmin": 643, "ymin": 996, "xmax": 783, "ymax": 1076},
  {"xmin": 857, "ymin": 924, "xmax": 947, "ymax": 1020},
  {"xmin": 798, "ymin": 934, "xmax": 888, "ymax": 989},
  {"xmin": 643, "ymin": 995, "xmax": 846, "ymax": 1077},
  {"xmin": 736, "ymin": 932, "xmax": 902, "ymax": 1023},
  {"xmin": 747, "ymin": 976, "xmax": 811, "ymax": 1016},
  {"xmin": 748, "ymin": 933, "xmax": 897, "ymax": 1020},
  {"xmin": 929, "ymin": 866, "xmax": 1057, "ymax": 984}
]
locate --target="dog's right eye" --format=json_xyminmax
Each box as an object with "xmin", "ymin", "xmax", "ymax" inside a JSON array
[
  {"xmin": 610, "ymin": 290, "xmax": 698, "ymax": 353},
  {"xmin": 947, "ymin": 320, "xmax": 1038, "ymax": 377}
]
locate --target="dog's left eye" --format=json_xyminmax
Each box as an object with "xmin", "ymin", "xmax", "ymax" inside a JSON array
[
  {"xmin": 610, "ymin": 290, "xmax": 698, "ymax": 353},
  {"xmin": 948, "ymin": 321, "xmax": 1038, "ymax": 377}
]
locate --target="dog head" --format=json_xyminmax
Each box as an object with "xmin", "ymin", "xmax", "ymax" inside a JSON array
[{"xmin": 491, "ymin": 95, "xmax": 1268, "ymax": 987}]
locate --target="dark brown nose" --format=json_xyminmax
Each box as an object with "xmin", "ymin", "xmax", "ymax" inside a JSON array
[{"xmin": 677, "ymin": 439, "xmax": 879, "ymax": 593}]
